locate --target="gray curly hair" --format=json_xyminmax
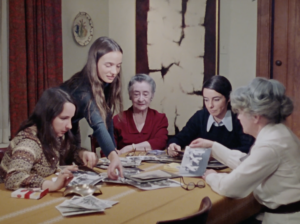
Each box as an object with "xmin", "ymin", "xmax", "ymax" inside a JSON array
[{"xmin": 230, "ymin": 77, "xmax": 293, "ymax": 124}]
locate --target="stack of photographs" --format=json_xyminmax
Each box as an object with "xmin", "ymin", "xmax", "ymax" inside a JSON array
[
  {"xmin": 125, "ymin": 170, "xmax": 179, "ymax": 182},
  {"xmin": 125, "ymin": 170, "xmax": 181, "ymax": 190},
  {"xmin": 68, "ymin": 171, "xmax": 104, "ymax": 186},
  {"xmin": 103, "ymin": 170, "xmax": 181, "ymax": 190},
  {"xmin": 126, "ymin": 179, "xmax": 181, "ymax": 190},
  {"xmin": 101, "ymin": 167, "xmax": 143, "ymax": 185},
  {"xmin": 56, "ymin": 195, "xmax": 118, "ymax": 216},
  {"xmin": 97, "ymin": 154, "xmax": 183, "ymax": 169}
]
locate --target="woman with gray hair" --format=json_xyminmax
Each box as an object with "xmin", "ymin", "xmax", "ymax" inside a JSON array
[
  {"xmin": 192, "ymin": 78, "xmax": 300, "ymax": 223},
  {"xmin": 113, "ymin": 74, "xmax": 168, "ymax": 155}
]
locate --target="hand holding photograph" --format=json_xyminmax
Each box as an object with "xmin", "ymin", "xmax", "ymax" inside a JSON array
[{"xmin": 179, "ymin": 146, "xmax": 211, "ymax": 176}]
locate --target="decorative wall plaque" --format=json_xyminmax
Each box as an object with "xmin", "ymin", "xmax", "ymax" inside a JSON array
[{"xmin": 72, "ymin": 12, "xmax": 94, "ymax": 46}]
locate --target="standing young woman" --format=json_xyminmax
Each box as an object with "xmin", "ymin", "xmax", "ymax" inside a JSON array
[
  {"xmin": 167, "ymin": 76, "xmax": 254, "ymax": 157},
  {"xmin": 0, "ymin": 88, "xmax": 84, "ymax": 191},
  {"xmin": 60, "ymin": 37, "xmax": 123, "ymax": 179}
]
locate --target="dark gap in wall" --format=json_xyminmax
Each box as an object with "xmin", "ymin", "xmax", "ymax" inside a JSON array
[
  {"xmin": 149, "ymin": 62, "xmax": 180, "ymax": 79},
  {"xmin": 173, "ymin": 0, "xmax": 188, "ymax": 46}
]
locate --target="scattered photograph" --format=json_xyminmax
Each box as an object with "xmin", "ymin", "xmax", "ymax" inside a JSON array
[
  {"xmin": 68, "ymin": 173, "xmax": 104, "ymax": 186},
  {"xmin": 146, "ymin": 150, "xmax": 167, "ymax": 155},
  {"xmin": 103, "ymin": 177, "xmax": 128, "ymax": 185},
  {"xmin": 179, "ymin": 147, "xmax": 211, "ymax": 177},
  {"xmin": 123, "ymin": 167, "xmax": 143, "ymax": 176},
  {"xmin": 69, "ymin": 195, "xmax": 111, "ymax": 210},
  {"xmin": 127, "ymin": 179, "xmax": 181, "ymax": 190},
  {"xmin": 56, "ymin": 195, "xmax": 118, "ymax": 217},
  {"xmin": 97, "ymin": 157, "xmax": 142, "ymax": 168},
  {"xmin": 120, "ymin": 157, "xmax": 142, "ymax": 166},
  {"xmin": 71, "ymin": 170, "xmax": 100, "ymax": 177},
  {"xmin": 128, "ymin": 156, "xmax": 157, "ymax": 161}
]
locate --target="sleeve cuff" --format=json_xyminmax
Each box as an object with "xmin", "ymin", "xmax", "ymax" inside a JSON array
[{"xmin": 212, "ymin": 142, "xmax": 246, "ymax": 169}]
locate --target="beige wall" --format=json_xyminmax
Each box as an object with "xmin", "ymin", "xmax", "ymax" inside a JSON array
[
  {"xmin": 62, "ymin": 0, "xmax": 257, "ymax": 150},
  {"xmin": 108, "ymin": 0, "xmax": 136, "ymax": 111},
  {"xmin": 219, "ymin": 0, "xmax": 257, "ymax": 90}
]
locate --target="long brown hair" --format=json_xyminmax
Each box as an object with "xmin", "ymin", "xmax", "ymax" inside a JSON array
[
  {"xmin": 18, "ymin": 88, "xmax": 76, "ymax": 167},
  {"xmin": 65, "ymin": 37, "xmax": 123, "ymax": 126}
]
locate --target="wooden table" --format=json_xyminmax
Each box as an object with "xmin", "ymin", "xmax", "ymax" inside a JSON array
[{"xmin": 0, "ymin": 162, "xmax": 262, "ymax": 224}]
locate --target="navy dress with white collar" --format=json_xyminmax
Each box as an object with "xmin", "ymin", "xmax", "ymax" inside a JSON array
[{"xmin": 168, "ymin": 108, "xmax": 254, "ymax": 153}]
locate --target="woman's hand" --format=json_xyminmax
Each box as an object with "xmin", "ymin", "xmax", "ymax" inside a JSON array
[
  {"xmin": 167, "ymin": 143, "xmax": 182, "ymax": 157},
  {"xmin": 118, "ymin": 145, "xmax": 132, "ymax": 155},
  {"xmin": 79, "ymin": 151, "xmax": 98, "ymax": 168},
  {"xmin": 42, "ymin": 165, "xmax": 78, "ymax": 191},
  {"xmin": 189, "ymin": 138, "xmax": 214, "ymax": 148},
  {"xmin": 202, "ymin": 169, "xmax": 217, "ymax": 181},
  {"xmin": 107, "ymin": 151, "xmax": 124, "ymax": 180}
]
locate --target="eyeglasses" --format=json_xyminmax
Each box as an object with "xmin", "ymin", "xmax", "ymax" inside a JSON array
[{"xmin": 179, "ymin": 177, "xmax": 205, "ymax": 191}]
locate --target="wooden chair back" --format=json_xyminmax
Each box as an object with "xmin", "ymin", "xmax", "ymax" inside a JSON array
[{"xmin": 156, "ymin": 197, "xmax": 212, "ymax": 224}]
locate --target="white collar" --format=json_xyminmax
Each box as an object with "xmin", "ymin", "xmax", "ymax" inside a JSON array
[{"xmin": 207, "ymin": 110, "xmax": 233, "ymax": 132}]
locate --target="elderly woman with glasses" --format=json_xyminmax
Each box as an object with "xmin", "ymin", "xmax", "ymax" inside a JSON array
[
  {"xmin": 113, "ymin": 74, "xmax": 168, "ymax": 155},
  {"xmin": 195, "ymin": 78, "xmax": 300, "ymax": 224}
]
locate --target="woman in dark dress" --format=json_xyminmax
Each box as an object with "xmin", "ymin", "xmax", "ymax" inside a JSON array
[{"xmin": 168, "ymin": 76, "xmax": 254, "ymax": 157}]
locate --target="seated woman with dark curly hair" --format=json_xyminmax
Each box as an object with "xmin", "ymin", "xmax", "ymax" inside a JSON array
[{"xmin": 0, "ymin": 88, "xmax": 98, "ymax": 191}]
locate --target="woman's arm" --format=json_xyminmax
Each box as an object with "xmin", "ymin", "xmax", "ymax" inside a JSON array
[
  {"xmin": 78, "ymin": 93, "xmax": 123, "ymax": 179},
  {"xmin": 168, "ymin": 111, "xmax": 202, "ymax": 148},
  {"xmin": 78, "ymin": 150, "xmax": 98, "ymax": 168},
  {"xmin": 210, "ymin": 142, "xmax": 247, "ymax": 169},
  {"xmin": 108, "ymin": 117, "xmax": 116, "ymax": 147},
  {"xmin": 4, "ymin": 140, "xmax": 52, "ymax": 190},
  {"xmin": 84, "ymin": 98, "xmax": 116, "ymax": 157},
  {"xmin": 42, "ymin": 166, "xmax": 77, "ymax": 191},
  {"xmin": 5, "ymin": 151, "xmax": 45, "ymax": 190},
  {"xmin": 118, "ymin": 141, "xmax": 152, "ymax": 155},
  {"xmin": 189, "ymin": 138, "xmax": 247, "ymax": 169},
  {"xmin": 205, "ymin": 145, "xmax": 279, "ymax": 198}
]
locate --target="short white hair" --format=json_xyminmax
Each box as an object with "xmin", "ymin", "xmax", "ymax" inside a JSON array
[{"xmin": 128, "ymin": 74, "xmax": 156, "ymax": 95}]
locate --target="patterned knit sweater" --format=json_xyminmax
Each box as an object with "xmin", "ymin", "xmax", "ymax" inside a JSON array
[{"xmin": 0, "ymin": 126, "xmax": 82, "ymax": 190}]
